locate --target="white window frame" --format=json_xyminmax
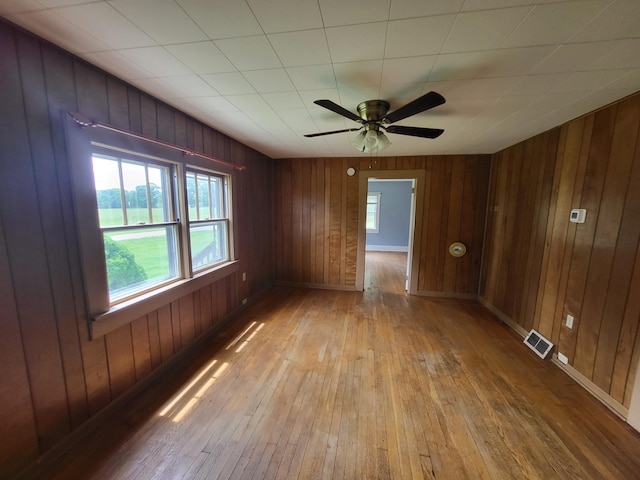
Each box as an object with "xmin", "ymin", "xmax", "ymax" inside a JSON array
[
  {"xmin": 366, "ymin": 192, "xmax": 381, "ymax": 233},
  {"xmin": 186, "ymin": 168, "xmax": 231, "ymax": 273},
  {"xmin": 65, "ymin": 115, "xmax": 238, "ymax": 338}
]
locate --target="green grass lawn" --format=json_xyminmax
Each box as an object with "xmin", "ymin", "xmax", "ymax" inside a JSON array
[{"xmin": 100, "ymin": 209, "xmax": 220, "ymax": 281}]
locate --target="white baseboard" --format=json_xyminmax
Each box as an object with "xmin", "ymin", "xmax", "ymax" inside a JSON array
[
  {"xmin": 477, "ymin": 295, "xmax": 631, "ymax": 423},
  {"xmin": 365, "ymin": 245, "xmax": 408, "ymax": 252}
]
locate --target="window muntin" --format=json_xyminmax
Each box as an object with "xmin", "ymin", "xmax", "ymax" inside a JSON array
[
  {"xmin": 187, "ymin": 170, "xmax": 230, "ymax": 272},
  {"xmin": 92, "ymin": 153, "xmax": 180, "ymax": 303},
  {"xmin": 366, "ymin": 192, "xmax": 381, "ymax": 233}
]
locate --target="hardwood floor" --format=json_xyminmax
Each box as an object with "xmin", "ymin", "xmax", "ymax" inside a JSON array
[{"xmin": 27, "ymin": 252, "xmax": 640, "ymax": 479}]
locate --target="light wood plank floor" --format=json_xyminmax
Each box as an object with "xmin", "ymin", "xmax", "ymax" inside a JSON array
[{"xmin": 36, "ymin": 252, "xmax": 640, "ymax": 479}]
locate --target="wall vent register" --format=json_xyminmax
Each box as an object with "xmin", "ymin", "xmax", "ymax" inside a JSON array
[{"xmin": 523, "ymin": 329, "xmax": 554, "ymax": 359}]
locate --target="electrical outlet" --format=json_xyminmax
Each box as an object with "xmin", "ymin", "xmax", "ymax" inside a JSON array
[
  {"xmin": 557, "ymin": 352, "xmax": 569, "ymax": 364},
  {"xmin": 566, "ymin": 314, "xmax": 574, "ymax": 329},
  {"xmin": 242, "ymin": 298, "xmax": 248, "ymax": 305},
  {"xmin": 242, "ymin": 272, "xmax": 247, "ymax": 281}
]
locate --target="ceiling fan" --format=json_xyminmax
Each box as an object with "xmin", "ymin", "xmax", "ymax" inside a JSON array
[{"xmin": 304, "ymin": 91, "xmax": 445, "ymax": 153}]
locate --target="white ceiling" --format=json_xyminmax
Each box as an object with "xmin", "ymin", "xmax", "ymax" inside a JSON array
[{"xmin": 2, "ymin": 0, "xmax": 639, "ymax": 158}]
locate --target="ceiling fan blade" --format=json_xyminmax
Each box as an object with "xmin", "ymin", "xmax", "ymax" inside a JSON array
[
  {"xmin": 314, "ymin": 100, "xmax": 363, "ymax": 123},
  {"xmin": 304, "ymin": 127, "xmax": 362, "ymax": 138},
  {"xmin": 382, "ymin": 91, "xmax": 445, "ymax": 124},
  {"xmin": 385, "ymin": 125, "xmax": 444, "ymax": 139}
]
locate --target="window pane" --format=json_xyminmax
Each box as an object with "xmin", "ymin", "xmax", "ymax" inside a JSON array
[
  {"xmin": 147, "ymin": 165, "xmax": 170, "ymax": 222},
  {"xmin": 186, "ymin": 172, "xmax": 197, "ymax": 220},
  {"xmin": 92, "ymin": 155, "xmax": 124, "ymax": 227},
  {"xmin": 366, "ymin": 205, "xmax": 377, "ymax": 230},
  {"xmin": 190, "ymin": 221, "xmax": 228, "ymax": 271},
  {"xmin": 104, "ymin": 225, "xmax": 179, "ymax": 301},
  {"xmin": 367, "ymin": 195, "xmax": 377, "ymax": 204},
  {"xmin": 210, "ymin": 176, "xmax": 223, "ymax": 218},
  {"xmin": 121, "ymin": 161, "xmax": 150, "ymax": 224},
  {"xmin": 197, "ymin": 175, "xmax": 210, "ymax": 219}
]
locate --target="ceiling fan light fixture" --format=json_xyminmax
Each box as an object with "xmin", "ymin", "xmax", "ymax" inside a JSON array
[
  {"xmin": 352, "ymin": 131, "xmax": 367, "ymax": 151},
  {"xmin": 352, "ymin": 130, "xmax": 391, "ymax": 153},
  {"xmin": 377, "ymin": 131, "xmax": 391, "ymax": 150}
]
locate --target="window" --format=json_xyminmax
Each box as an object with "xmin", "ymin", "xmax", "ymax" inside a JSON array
[
  {"xmin": 366, "ymin": 192, "xmax": 381, "ymax": 233},
  {"xmin": 92, "ymin": 152, "xmax": 180, "ymax": 303},
  {"xmin": 186, "ymin": 170, "xmax": 230, "ymax": 272},
  {"xmin": 65, "ymin": 113, "xmax": 238, "ymax": 337}
]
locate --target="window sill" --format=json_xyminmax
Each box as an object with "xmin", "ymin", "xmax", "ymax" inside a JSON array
[{"xmin": 91, "ymin": 260, "xmax": 239, "ymax": 338}]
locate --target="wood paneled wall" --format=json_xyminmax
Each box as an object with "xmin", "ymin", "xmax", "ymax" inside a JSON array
[
  {"xmin": 0, "ymin": 21, "xmax": 273, "ymax": 478},
  {"xmin": 481, "ymin": 92, "xmax": 640, "ymax": 410},
  {"xmin": 274, "ymin": 155, "xmax": 490, "ymax": 295}
]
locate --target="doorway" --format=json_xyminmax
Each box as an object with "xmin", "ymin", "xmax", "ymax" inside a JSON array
[
  {"xmin": 355, "ymin": 169, "xmax": 425, "ymax": 294},
  {"xmin": 363, "ymin": 178, "xmax": 413, "ymax": 292}
]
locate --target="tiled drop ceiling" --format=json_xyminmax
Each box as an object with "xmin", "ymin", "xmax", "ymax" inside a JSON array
[{"xmin": 1, "ymin": 0, "xmax": 639, "ymax": 158}]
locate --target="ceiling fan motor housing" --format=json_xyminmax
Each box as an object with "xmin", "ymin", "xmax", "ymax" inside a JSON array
[{"xmin": 357, "ymin": 100, "xmax": 390, "ymax": 122}]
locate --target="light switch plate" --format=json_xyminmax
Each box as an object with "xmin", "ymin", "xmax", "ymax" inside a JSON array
[
  {"xmin": 570, "ymin": 208, "xmax": 586, "ymax": 223},
  {"xmin": 566, "ymin": 314, "xmax": 574, "ymax": 329}
]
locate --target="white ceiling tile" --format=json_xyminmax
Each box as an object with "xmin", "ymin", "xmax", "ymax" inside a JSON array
[
  {"xmin": 460, "ymin": 0, "xmax": 557, "ymax": 11},
  {"xmin": 118, "ymin": 47, "xmax": 192, "ymax": 77},
  {"xmin": 279, "ymin": 109, "xmax": 319, "ymax": 133},
  {"xmin": 262, "ymin": 92, "xmax": 306, "ymax": 109},
  {"xmin": 551, "ymin": 70, "xmax": 631, "ymax": 93},
  {"xmin": 82, "ymin": 50, "xmax": 155, "ymax": 80},
  {"xmin": 533, "ymin": 41, "xmax": 621, "ymax": 74},
  {"xmin": 158, "ymin": 75, "xmax": 219, "ymax": 97},
  {"xmin": 226, "ymin": 94, "xmax": 271, "ymax": 111},
  {"xmin": 381, "ymin": 56, "xmax": 437, "ymax": 87},
  {"xmin": 503, "ymin": 1, "xmax": 611, "ymax": 48},
  {"xmin": 385, "ymin": 15, "xmax": 456, "ymax": 58},
  {"xmin": 382, "ymin": 85, "xmax": 426, "ymax": 109},
  {"xmin": 333, "ymin": 60, "xmax": 384, "ymax": 89},
  {"xmin": 568, "ymin": 88, "xmax": 640, "ymax": 115},
  {"xmin": 605, "ymin": 69, "xmax": 640, "ymax": 91},
  {"xmin": 8, "ymin": 9, "xmax": 110, "ymax": 53},
  {"xmin": 268, "ymin": 29, "xmax": 331, "ymax": 67},
  {"xmin": 247, "ymin": 0, "xmax": 323, "ymax": 33},
  {"xmin": 243, "ymin": 69, "xmax": 295, "ymax": 93},
  {"xmin": 0, "ymin": 0, "xmax": 46, "ymax": 14},
  {"xmin": 287, "ymin": 65, "xmax": 337, "ymax": 91},
  {"xmin": 429, "ymin": 52, "xmax": 491, "ymax": 81},
  {"xmin": 31, "ymin": 0, "xmax": 96, "ymax": 6},
  {"xmin": 6, "ymin": 0, "xmax": 640, "ymax": 158},
  {"xmin": 130, "ymin": 77, "xmax": 182, "ymax": 100},
  {"xmin": 165, "ymin": 42, "xmax": 236, "ymax": 75},
  {"xmin": 319, "ymin": 0, "xmax": 390, "ymax": 27},
  {"xmin": 326, "ymin": 23, "xmax": 387, "ymax": 63},
  {"xmin": 570, "ymin": 0, "xmax": 640, "ymax": 43},
  {"xmin": 298, "ymin": 89, "xmax": 341, "ymax": 106},
  {"xmin": 338, "ymin": 86, "xmax": 381, "ymax": 107},
  {"xmin": 54, "ymin": 2, "xmax": 156, "ymax": 49},
  {"xmin": 108, "ymin": 0, "xmax": 207, "ymax": 44},
  {"xmin": 191, "ymin": 96, "xmax": 239, "ymax": 113},
  {"xmin": 481, "ymin": 45, "xmax": 556, "ymax": 77},
  {"xmin": 442, "ymin": 7, "xmax": 531, "ymax": 53},
  {"xmin": 433, "ymin": 77, "xmax": 520, "ymax": 99},
  {"xmin": 587, "ymin": 39, "xmax": 640, "ymax": 70},
  {"xmin": 215, "ymin": 35, "xmax": 282, "ymax": 71},
  {"xmin": 176, "ymin": 0, "xmax": 262, "ymax": 39},
  {"xmin": 390, "ymin": 0, "xmax": 464, "ymax": 19},
  {"xmin": 506, "ymin": 72, "xmax": 573, "ymax": 95},
  {"xmin": 201, "ymin": 72, "xmax": 256, "ymax": 95}
]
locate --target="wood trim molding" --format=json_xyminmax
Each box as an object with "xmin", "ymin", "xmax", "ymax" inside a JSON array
[
  {"xmin": 550, "ymin": 356, "xmax": 628, "ymax": 420},
  {"xmin": 478, "ymin": 295, "xmax": 632, "ymax": 423},
  {"xmin": 477, "ymin": 296, "xmax": 529, "ymax": 337},
  {"xmin": 356, "ymin": 169, "xmax": 425, "ymax": 293},
  {"xmin": 275, "ymin": 281, "xmax": 358, "ymax": 292},
  {"xmin": 92, "ymin": 261, "xmax": 239, "ymax": 338},
  {"xmin": 415, "ymin": 291, "xmax": 477, "ymax": 300}
]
